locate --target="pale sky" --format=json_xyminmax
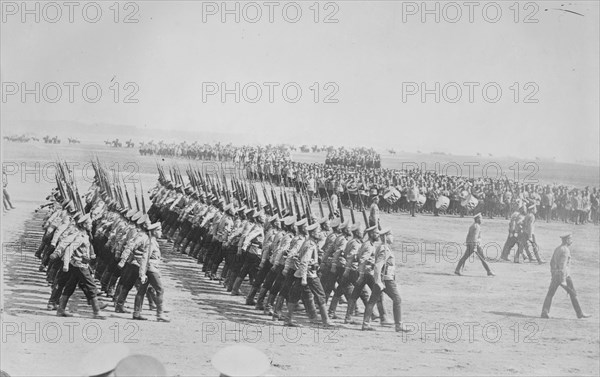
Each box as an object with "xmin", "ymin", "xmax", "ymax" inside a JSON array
[{"xmin": 1, "ymin": 1, "xmax": 599, "ymax": 162}]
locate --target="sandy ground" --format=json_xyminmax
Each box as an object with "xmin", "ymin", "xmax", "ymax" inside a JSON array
[{"xmin": 1, "ymin": 142, "xmax": 599, "ymax": 376}]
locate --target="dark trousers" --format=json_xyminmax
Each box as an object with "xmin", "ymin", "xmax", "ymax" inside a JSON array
[
  {"xmin": 542, "ymin": 276, "xmax": 583, "ymax": 317},
  {"xmin": 320, "ymin": 267, "xmax": 337, "ymax": 299},
  {"xmin": 239, "ymin": 253, "xmax": 261, "ymax": 282},
  {"xmin": 269, "ymin": 266, "xmax": 286, "ymax": 296},
  {"xmin": 49, "ymin": 262, "xmax": 71, "ymax": 304},
  {"xmin": 501, "ymin": 235, "xmax": 518, "ymax": 259},
  {"xmin": 116, "ymin": 263, "xmax": 140, "ymax": 306},
  {"xmin": 279, "ymin": 268, "xmax": 297, "ymax": 299},
  {"xmin": 101, "ymin": 257, "xmax": 120, "ymax": 290},
  {"xmin": 62, "ymin": 265, "xmax": 97, "ymax": 300},
  {"xmin": 205, "ymin": 240, "xmax": 221, "ymax": 266},
  {"xmin": 289, "ymin": 276, "xmax": 327, "ymax": 306},
  {"xmin": 409, "ymin": 201, "xmax": 416, "ymax": 216},
  {"xmin": 331, "ymin": 269, "xmax": 354, "ymax": 300},
  {"xmin": 252, "ymin": 261, "xmax": 272, "ymax": 289},
  {"xmin": 456, "ymin": 244, "xmax": 491, "ymax": 274},
  {"xmin": 364, "ymin": 279, "xmax": 402, "ymax": 325},
  {"xmin": 135, "ymin": 270, "xmax": 164, "ymax": 313},
  {"xmin": 209, "ymin": 241, "xmax": 224, "ymax": 274},
  {"xmin": 262, "ymin": 264, "xmax": 282, "ymax": 292}
]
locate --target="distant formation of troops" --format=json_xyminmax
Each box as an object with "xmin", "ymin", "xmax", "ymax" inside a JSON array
[
  {"xmin": 325, "ymin": 147, "xmax": 381, "ymax": 169},
  {"xmin": 138, "ymin": 141, "xmax": 292, "ymax": 167}
]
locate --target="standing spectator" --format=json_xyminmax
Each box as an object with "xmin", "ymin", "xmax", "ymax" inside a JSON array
[{"xmin": 3, "ymin": 166, "xmax": 16, "ymax": 212}]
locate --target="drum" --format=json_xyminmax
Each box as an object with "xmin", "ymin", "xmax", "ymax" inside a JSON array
[
  {"xmin": 416, "ymin": 194, "xmax": 427, "ymax": 208},
  {"xmin": 461, "ymin": 194, "xmax": 479, "ymax": 210},
  {"xmin": 435, "ymin": 195, "xmax": 450, "ymax": 210},
  {"xmin": 460, "ymin": 190, "xmax": 470, "ymax": 200},
  {"xmin": 383, "ymin": 187, "xmax": 401, "ymax": 205}
]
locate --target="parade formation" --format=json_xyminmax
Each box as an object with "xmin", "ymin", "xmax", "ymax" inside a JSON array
[{"xmin": 26, "ymin": 149, "xmax": 593, "ymax": 336}]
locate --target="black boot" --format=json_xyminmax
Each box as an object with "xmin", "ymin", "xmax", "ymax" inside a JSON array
[
  {"xmin": 90, "ymin": 297, "xmax": 106, "ymax": 320},
  {"xmin": 132, "ymin": 294, "xmax": 147, "ymax": 320},
  {"xmin": 255, "ymin": 288, "xmax": 268, "ymax": 310},
  {"xmin": 246, "ymin": 286, "xmax": 259, "ymax": 306},
  {"xmin": 56, "ymin": 295, "xmax": 73, "ymax": 317},
  {"xmin": 231, "ymin": 277, "xmax": 243, "ymax": 296}
]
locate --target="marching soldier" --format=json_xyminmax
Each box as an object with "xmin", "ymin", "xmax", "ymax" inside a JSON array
[
  {"xmin": 260, "ymin": 216, "xmax": 295, "ymax": 316},
  {"xmin": 132, "ymin": 221, "xmax": 171, "ymax": 322},
  {"xmin": 46, "ymin": 210, "xmax": 83, "ymax": 310},
  {"xmin": 285, "ymin": 222, "xmax": 333, "ymax": 327},
  {"xmin": 114, "ymin": 212, "xmax": 151, "ymax": 314},
  {"xmin": 500, "ymin": 209, "xmax": 523, "ymax": 261},
  {"xmin": 541, "ymin": 234, "xmax": 590, "ymax": 319},
  {"xmin": 56, "ymin": 214, "xmax": 106, "ymax": 319},
  {"xmin": 344, "ymin": 225, "xmax": 389, "ymax": 325},
  {"xmin": 319, "ymin": 218, "xmax": 341, "ymax": 300},
  {"xmin": 247, "ymin": 214, "xmax": 280, "ymax": 306},
  {"xmin": 519, "ymin": 204, "xmax": 544, "ymax": 264},
  {"xmin": 232, "ymin": 211, "xmax": 265, "ymax": 297},
  {"xmin": 362, "ymin": 229, "xmax": 409, "ymax": 332},
  {"xmin": 455, "ymin": 214, "xmax": 495, "ymax": 277}
]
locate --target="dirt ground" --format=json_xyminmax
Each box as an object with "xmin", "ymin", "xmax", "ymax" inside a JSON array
[{"xmin": 1, "ymin": 143, "xmax": 599, "ymax": 376}]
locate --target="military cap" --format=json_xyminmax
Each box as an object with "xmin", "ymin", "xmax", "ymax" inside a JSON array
[
  {"xmin": 284, "ymin": 216, "xmax": 296, "ymax": 226},
  {"xmin": 379, "ymin": 228, "xmax": 392, "ymax": 236},
  {"xmin": 339, "ymin": 219, "xmax": 350, "ymax": 230},
  {"xmin": 307, "ymin": 222, "xmax": 320, "ymax": 232},
  {"xmin": 211, "ymin": 345, "xmax": 270, "ymax": 377},
  {"xmin": 528, "ymin": 204, "xmax": 536, "ymax": 210},
  {"xmin": 79, "ymin": 343, "xmax": 130, "ymax": 377},
  {"xmin": 473, "ymin": 213, "xmax": 482, "ymax": 220},
  {"xmin": 126, "ymin": 209, "xmax": 137, "ymax": 219},
  {"xmin": 137, "ymin": 214, "xmax": 149, "ymax": 225},
  {"xmin": 119, "ymin": 208, "xmax": 128, "ymax": 215},
  {"xmin": 131, "ymin": 211, "xmax": 144, "ymax": 222},
  {"xmin": 224, "ymin": 203, "xmax": 232, "ymax": 212},
  {"xmin": 237, "ymin": 205, "xmax": 247, "ymax": 213},
  {"xmin": 330, "ymin": 218, "xmax": 341, "ymax": 228},
  {"xmin": 114, "ymin": 354, "xmax": 167, "ymax": 377},
  {"xmin": 365, "ymin": 225, "xmax": 378, "ymax": 234},
  {"xmin": 349, "ymin": 222, "xmax": 362, "ymax": 232},
  {"xmin": 268, "ymin": 214, "xmax": 279, "ymax": 223},
  {"xmin": 318, "ymin": 217, "xmax": 329, "ymax": 225},
  {"xmin": 145, "ymin": 221, "xmax": 161, "ymax": 231},
  {"xmin": 560, "ymin": 233, "xmax": 572, "ymax": 240},
  {"xmin": 295, "ymin": 218, "xmax": 307, "ymax": 227}
]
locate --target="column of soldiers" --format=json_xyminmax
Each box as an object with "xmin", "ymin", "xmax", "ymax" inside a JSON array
[
  {"xmin": 35, "ymin": 159, "xmax": 170, "ymax": 322},
  {"xmin": 31, "ymin": 158, "xmax": 591, "ymax": 328},
  {"xmin": 138, "ymin": 140, "xmax": 599, "ymax": 225},
  {"xmin": 146, "ymin": 163, "xmax": 410, "ymax": 332}
]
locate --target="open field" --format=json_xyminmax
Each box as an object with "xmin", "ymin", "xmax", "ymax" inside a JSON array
[{"xmin": 1, "ymin": 142, "xmax": 599, "ymax": 376}]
